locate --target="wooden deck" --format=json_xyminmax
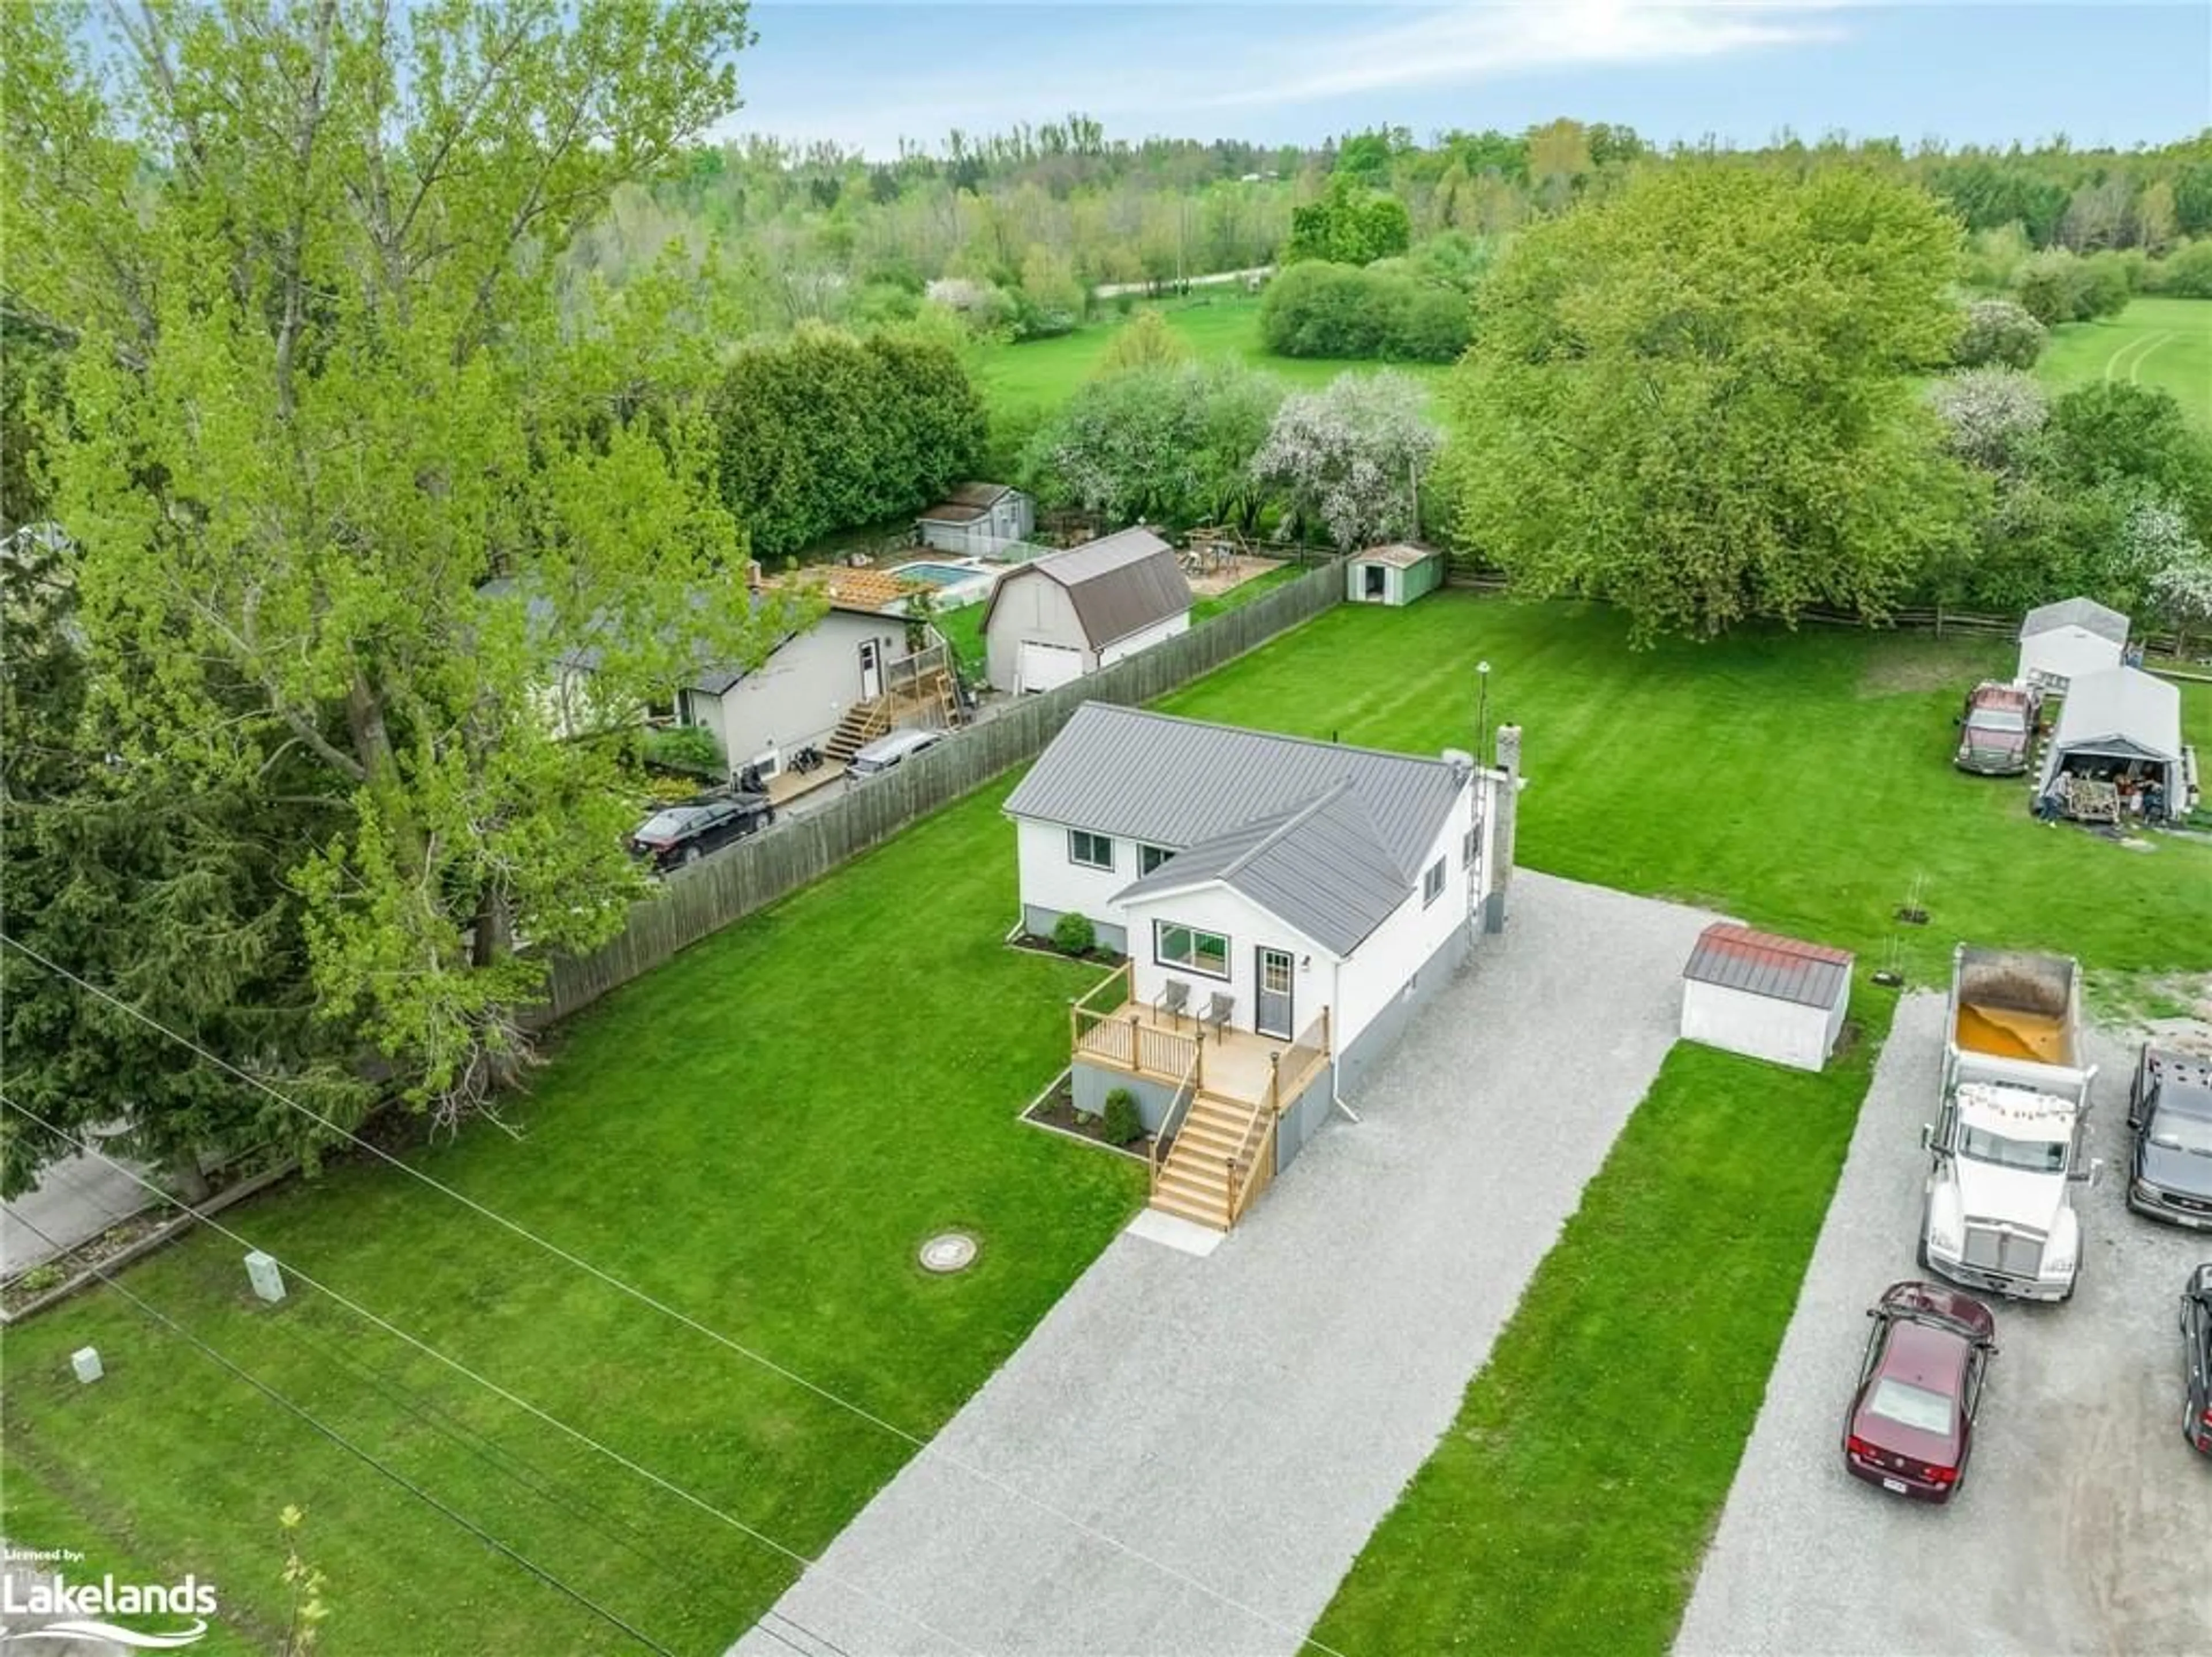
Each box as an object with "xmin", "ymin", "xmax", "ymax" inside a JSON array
[{"xmin": 1073, "ymin": 999, "xmax": 1293, "ymax": 1108}]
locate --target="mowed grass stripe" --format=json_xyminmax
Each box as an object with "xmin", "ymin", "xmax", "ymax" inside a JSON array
[
  {"xmin": 2037, "ymin": 295, "xmax": 2212, "ymax": 424},
  {"xmin": 1313, "ymin": 1020, "xmax": 1883, "ymax": 1656},
  {"xmin": 0, "ymin": 779, "xmax": 1144, "ymax": 1654}
]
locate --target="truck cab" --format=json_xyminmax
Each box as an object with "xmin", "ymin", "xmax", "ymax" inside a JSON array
[{"xmin": 1922, "ymin": 1082, "xmax": 2095, "ymax": 1301}]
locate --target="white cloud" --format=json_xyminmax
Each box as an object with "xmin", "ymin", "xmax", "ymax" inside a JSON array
[{"xmin": 1204, "ymin": 2, "xmax": 1850, "ymax": 110}]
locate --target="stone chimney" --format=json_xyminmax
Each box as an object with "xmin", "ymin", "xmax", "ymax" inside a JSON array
[{"xmin": 1485, "ymin": 723, "xmax": 1522, "ymax": 934}]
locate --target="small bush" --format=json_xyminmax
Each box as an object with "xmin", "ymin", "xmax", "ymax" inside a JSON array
[
  {"xmin": 1953, "ymin": 298, "xmax": 2047, "ymax": 369},
  {"xmin": 13, "ymin": 1263, "xmax": 64, "ymax": 1295},
  {"xmin": 642, "ymin": 724, "xmax": 724, "ymax": 777},
  {"xmin": 2146, "ymin": 240, "xmax": 2212, "ymax": 299},
  {"xmin": 1051, "ymin": 911, "xmax": 1096, "ymax": 955},
  {"xmin": 1101, "ymin": 1088, "xmax": 1143, "ymax": 1147}
]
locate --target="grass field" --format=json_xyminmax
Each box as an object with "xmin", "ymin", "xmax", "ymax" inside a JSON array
[
  {"xmin": 2036, "ymin": 295, "xmax": 2212, "ymax": 423},
  {"xmin": 1315, "ymin": 1027, "xmax": 1880, "ymax": 1657},
  {"xmin": 1161, "ymin": 597, "xmax": 2212, "ymax": 982},
  {"xmin": 0, "ymin": 780, "xmax": 1141, "ymax": 1655},
  {"xmin": 974, "ymin": 294, "xmax": 1449, "ymax": 436}
]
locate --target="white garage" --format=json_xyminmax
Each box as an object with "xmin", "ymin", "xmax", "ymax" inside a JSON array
[
  {"xmin": 1680, "ymin": 923, "xmax": 1854, "ymax": 1073},
  {"xmin": 1016, "ymin": 640, "xmax": 1084, "ymax": 693},
  {"xmin": 981, "ymin": 527, "xmax": 1194, "ymax": 694},
  {"xmin": 2017, "ymin": 596, "xmax": 2128, "ymax": 691}
]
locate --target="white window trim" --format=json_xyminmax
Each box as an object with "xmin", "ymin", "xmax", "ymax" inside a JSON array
[
  {"xmin": 1068, "ymin": 829, "xmax": 1115, "ymax": 871},
  {"xmin": 1154, "ymin": 920, "xmax": 1230, "ymax": 981},
  {"xmin": 1422, "ymin": 857, "xmax": 1446, "ymax": 907}
]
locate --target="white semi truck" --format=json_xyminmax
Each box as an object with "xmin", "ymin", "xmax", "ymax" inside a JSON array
[{"xmin": 1919, "ymin": 945, "xmax": 2100, "ymax": 1302}]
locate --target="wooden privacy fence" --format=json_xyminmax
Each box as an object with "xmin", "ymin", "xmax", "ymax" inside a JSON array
[{"xmin": 537, "ymin": 558, "xmax": 1345, "ymax": 1024}]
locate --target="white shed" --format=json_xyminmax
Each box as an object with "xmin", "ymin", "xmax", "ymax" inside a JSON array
[
  {"xmin": 1680, "ymin": 924, "xmax": 1854, "ymax": 1073},
  {"xmin": 981, "ymin": 528, "xmax": 1193, "ymax": 693},
  {"xmin": 2017, "ymin": 597, "xmax": 2128, "ymax": 691},
  {"xmin": 916, "ymin": 482, "xmax": 1035, "ymax": 557}
]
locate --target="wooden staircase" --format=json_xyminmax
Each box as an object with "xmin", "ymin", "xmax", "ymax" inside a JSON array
[
  {"xmin": 825, "ymin": 698, "xmax": 891, "ymax": 764},
  {"xmin": 823, "ymin": 657, "xmax": 961, "ymax": 765},
  {"xmin": 1149, "ymin": 1092, "xmax": 1260, "ymax": 1230}
]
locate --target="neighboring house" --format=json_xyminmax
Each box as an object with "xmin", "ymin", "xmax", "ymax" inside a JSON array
[
  {"xmin": 982, "ymin": 528, "xmax": 1193, "ymax": 694},
  {"xmin": 681, "ymin": 597, "xmax": 941, "ymax": 781},
  {"xmin": 1007, "ymin": 704, "xmax": 1518, "ymax": 1228},
  {"xmin": 476, "ymin": 576, "xmax": 627, "ymax": 741},
  {"xmin": 1344, "ymin": 543, "xmax": 1446, "ymax": 607},
  {"xmin": 1680, "ymin": 924, "xmax": 1854, "ymax": 1073},
  {"xmin": 916, "ymin": 482, "xmax": 1035, "ymax": 557},
  {"xmin": 2017, "ymin": 596, "xmax": 2128, "ymax": 690}
]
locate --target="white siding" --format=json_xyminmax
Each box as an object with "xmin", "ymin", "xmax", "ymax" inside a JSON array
[
  {"xmin": 2017, "ymin": 627, "xmax": 2123, "ymax": 690},
  {"xmin": 985, "ymin": 572, "xmax": 1092, "ymax": 690},
  {"xmin": 1123, "ymin": 883, "xmax": 1334, "ymax": 1039},
  {"xmin": 1015, "ymin": 818, "xmax": 1142, "ymax": 935},
  {"xmin": 700, "ymin": 611, "xmax": 910, "ymax": 777},
  {"xmin": 1097, "ymin": 610, "xmax": 1191, "ymax": 668},
  {"xmin": 1680, "ymin": 979, "xmax": 1844, "ymax": 1072},
  {"xmin": 1332, "ymin": 788, "xmax": 1475, "ymax": 1051}
]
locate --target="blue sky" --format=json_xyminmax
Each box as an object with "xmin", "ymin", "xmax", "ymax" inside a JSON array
[{"xmin": 721, "ymin": 3, "xmax": 2211, "ymax": 158}]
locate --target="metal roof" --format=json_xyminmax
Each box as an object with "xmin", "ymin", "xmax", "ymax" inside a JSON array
[
  {"xmin": 1354, "ymin": 543, "xmax": 1443, "ymax": 570},
  {"xmin": 981, "ymin": 528, "xmax": 1192, "ymax": 649},
  {"xmin": 2020, "ymin": 596, "xmax": 2130, "ymax": 644},
  {"xmin": 2039, "ymin": 667, "xmax": 2185, "ymax": 785},
  {"xmin": 1006, "ymin": 705, "xmax": 1470, "ymax": 946},
  {"xmin": 921, "ymin": 481, "xmax": 1016, "ymax": 523},
  {"xmin": 1683, "ymin": 923, "xmax": 1854, "ymax": 1010},
  {"xmin": 1108, "ymin": 780, "xmax": 1416, "ymax": 955}
]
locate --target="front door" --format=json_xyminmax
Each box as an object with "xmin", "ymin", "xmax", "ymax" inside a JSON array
[
  {"xmin": 859, "ymin": 639, "xmax": 882, "ymax": 698},
  {"xmin": 1256, "ymin": 947, "xmax": 1294, "ymax": 1039}
]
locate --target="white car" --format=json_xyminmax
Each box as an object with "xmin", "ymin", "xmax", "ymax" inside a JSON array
[{"xmin": 847, "ymin": 727, "xmax": 946, "ymax": 780}]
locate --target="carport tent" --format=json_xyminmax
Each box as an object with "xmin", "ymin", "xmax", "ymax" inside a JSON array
[{"xmin": 2036, "ymin": 667, "xmax": 2187, "ymax": 800}]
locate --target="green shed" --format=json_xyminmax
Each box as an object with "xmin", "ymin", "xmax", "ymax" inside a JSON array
[{"xmin": 1345, "ymin": 543, "xmax": 1446, "ymax": 607}]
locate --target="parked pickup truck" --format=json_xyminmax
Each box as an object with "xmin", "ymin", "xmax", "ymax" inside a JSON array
[
  {"xmin": 1920, "ymin": 945, "xmax": 2100, "ymax": 1302},
  {"xmin": 2126, "ymin": 1045, "xmax": 2212, "ymax": 1230}
]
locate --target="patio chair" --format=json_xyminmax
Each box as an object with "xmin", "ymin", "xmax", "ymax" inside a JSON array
[
  {"xmin": 1201, "ymin": 991, "xmax": 1234, "ymax": 1037},
  {"xmin": 1154, "ymin": 978, "xmax": 1192, "ymax": 1028}
]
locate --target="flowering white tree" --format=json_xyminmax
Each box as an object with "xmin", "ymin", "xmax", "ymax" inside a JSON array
[
  {"xmin": 2141, "ymin": 509, "xmax": 2212, "ymax": 656},
  {"xmin": 1927, "ymin": 368, "xmax": 2049, "ymax": 473},
  {"xmin": 1250, "ymin": 373, "xmax": 1442, "ymax": 550},
  {"xmin": 1953, "ymin": 298, "xmax": 2048, "ymax": 369}
]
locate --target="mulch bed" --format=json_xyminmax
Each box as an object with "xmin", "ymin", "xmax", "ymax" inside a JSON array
[
  {"xmin": 2, "ymin": 1203, "xmax": 181, "ymax": 1316},
  {"xmin": 1020, "ymin": 1075, "xmax": 1152, "ymax": 1163},
  {"xmin": 1006, "ymin": 935, "xmax": 1127, "ymax": 969}
]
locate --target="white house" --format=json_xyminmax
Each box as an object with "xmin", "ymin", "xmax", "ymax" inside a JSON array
[
  {"xmin": 679, "ymin": 600, "xmax": 926, "ymax": 781},
  {"xmin": 1680, "ymin": 924, "xmax": 1853, "ymax": 1072},
  {"xmin": 981, "ymin": 529, "xmax": 1193, "ymax": 693},
  {"xmin": 916, "ymin": 482, "xmax": 1035, "ymax": 557},
  {"xmin": 2017, "ymin": 597, "xmax": 2128, "ymax": 690},
  {"xmin": 1006, "ymin": 705, "xmax": 1516, "ymax": 1224}
]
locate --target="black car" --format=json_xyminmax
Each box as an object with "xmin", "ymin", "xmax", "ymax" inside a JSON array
[
  {"xmin": 2127, "ymin": 1046, "xmax": 2212, "ymax": 1230},
  {"xmin": 2182, "ymin": 1264, "xmax": 2212, "ymax": 1457},
  {"xmin": 627, "ymin": 793, "xmax": 773, "ymax": 871}
]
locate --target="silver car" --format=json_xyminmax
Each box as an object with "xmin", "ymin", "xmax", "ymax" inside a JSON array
[{"xmin": 847, "ymin": 726, "xmax": 945, "ymax": 780}]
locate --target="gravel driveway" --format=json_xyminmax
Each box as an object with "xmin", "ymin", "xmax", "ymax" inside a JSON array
[
  {"xmin": 730, "ymin": 873, "xmax": 1717, "ymax": 1657},
  {"xmin": 1676, "ymin": 992, "xmax": 2212, "ymax": 1657}
]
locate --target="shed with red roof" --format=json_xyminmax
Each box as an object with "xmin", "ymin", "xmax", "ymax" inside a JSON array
[{"xmin": 1681, "ymin": 923, "xmax": 1855, "ymax": 1072}]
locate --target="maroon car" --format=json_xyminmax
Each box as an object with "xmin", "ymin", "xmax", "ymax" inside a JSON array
[
  {"xmin": 1954, "ymin": 681, "xmax": 2040, "ymax": 776},
  {"xmin": 1843, "ymin": 1281, "xmax": 1998, "ymax": 1503}
]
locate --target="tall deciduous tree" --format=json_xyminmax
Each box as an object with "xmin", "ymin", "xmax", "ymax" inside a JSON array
[
  {"xmin": 2, "ymin": 0, "xmax": 803, "ymax": 1126},
  {"xmin": 1446, "ymin": 162, "xmax": 1976, "ymax": 641},
  {"xmin": 1020, "ymin": 362, "xmax": 1282, "ymax": 529}
]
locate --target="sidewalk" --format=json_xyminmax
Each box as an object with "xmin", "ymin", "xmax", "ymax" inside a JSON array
[{"xmin": 2, "ymin": 1143, "xmax": 156, "ymax": 1276}]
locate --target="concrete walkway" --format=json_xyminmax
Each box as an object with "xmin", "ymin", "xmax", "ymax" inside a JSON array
[
  {"xmin": 731, "ymin": 873, "xmax": 1716, "ymax": 1657},
  {"xmin": 2, "ymin": 1143, "xmax": 155, "ymax": 1276}
]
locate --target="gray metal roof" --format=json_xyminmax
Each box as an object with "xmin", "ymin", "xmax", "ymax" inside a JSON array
[
  {"xmin": 1354, "ymin": 543, "xmax": 1443, "ymax": 570},
  {"xmin": 2039, "ymin": 667, "xmax": 2185, "ymax": 785},
  {"xmin": 919, "ymin": 481, "xmax": 1017, "ymax": 523},
  {"xmin": 1108, "ymin": 780, "xmax": 1415, "ymax": 955},
  {"xmin": 982, "ymin": 528, "xmax": 1192, "ymax": 649},
  {"xmin": 1683, "ymin": 924, "xmax": 1854, "ymax": 1009},
  {"xmin": 1007, "ymin": 705, "xmax": 1470, "ymax": 944},
  {"xmin": 2020, "ymin": 596, "xmax": 2130, "ymax": 644}
]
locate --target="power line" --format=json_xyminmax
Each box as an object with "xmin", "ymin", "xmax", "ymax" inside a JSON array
[
  {"xmin": 0, "ymin": 1092, "xmax": 968, "ymax": 1657},
  {"xmin": 0, "ymin": 933, "xmax": 1356, "ymax": 1657},
  {"xmin": 2, "ymin": 1202, "xmax": 679, "ymax": 1657}
]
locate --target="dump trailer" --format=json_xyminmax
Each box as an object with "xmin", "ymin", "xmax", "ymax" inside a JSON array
[{"xmin": 1919, "ymin": 945, "xmax": 2099, "ymax": 1302}]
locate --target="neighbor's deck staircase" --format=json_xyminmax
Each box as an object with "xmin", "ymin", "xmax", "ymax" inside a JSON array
[{"xmin": 824, "ymin": 644, "xmax": 961, "ymax": 765}]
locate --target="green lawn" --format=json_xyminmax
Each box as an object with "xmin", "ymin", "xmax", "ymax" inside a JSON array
[
  {"xmin": 1166, "ymin": 594, "xmax": 2211, "ymax": 1652},
  {"xmin": 1316, "ymin": 1026, "xmax": 1880, "ymax": 1656},
  {"xmin": 0, "ymin": 779, "xmax": 1142, "ymax": 1655},
  {"xmin": 974, "ymin": 294, "xmax": 1450, "ymax": 434},
  {"xmin": 2036, "ymin": 294, "xmax": 2212, "ymax": 424},
  {"xmin": 1161, "ymin": 596, "xmax": 2212, "ymax": 983}
]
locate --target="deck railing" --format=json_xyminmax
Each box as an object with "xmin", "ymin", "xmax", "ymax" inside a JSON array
[
  {"xmin": 1069, "ymin": 963, "xmax": 1135, "ymax": 1065},
  {"xmin": 1270, "ymin": 1008, "xmax": 1332, "ymax": 1113},
  {"xmin": 1225, "ymin": 1094, "xmax": 1277, "ymax": 1225},
  {"xmin": 1149, "ymin": 1053, "xmax": 1201, "ymax": 1198}
]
